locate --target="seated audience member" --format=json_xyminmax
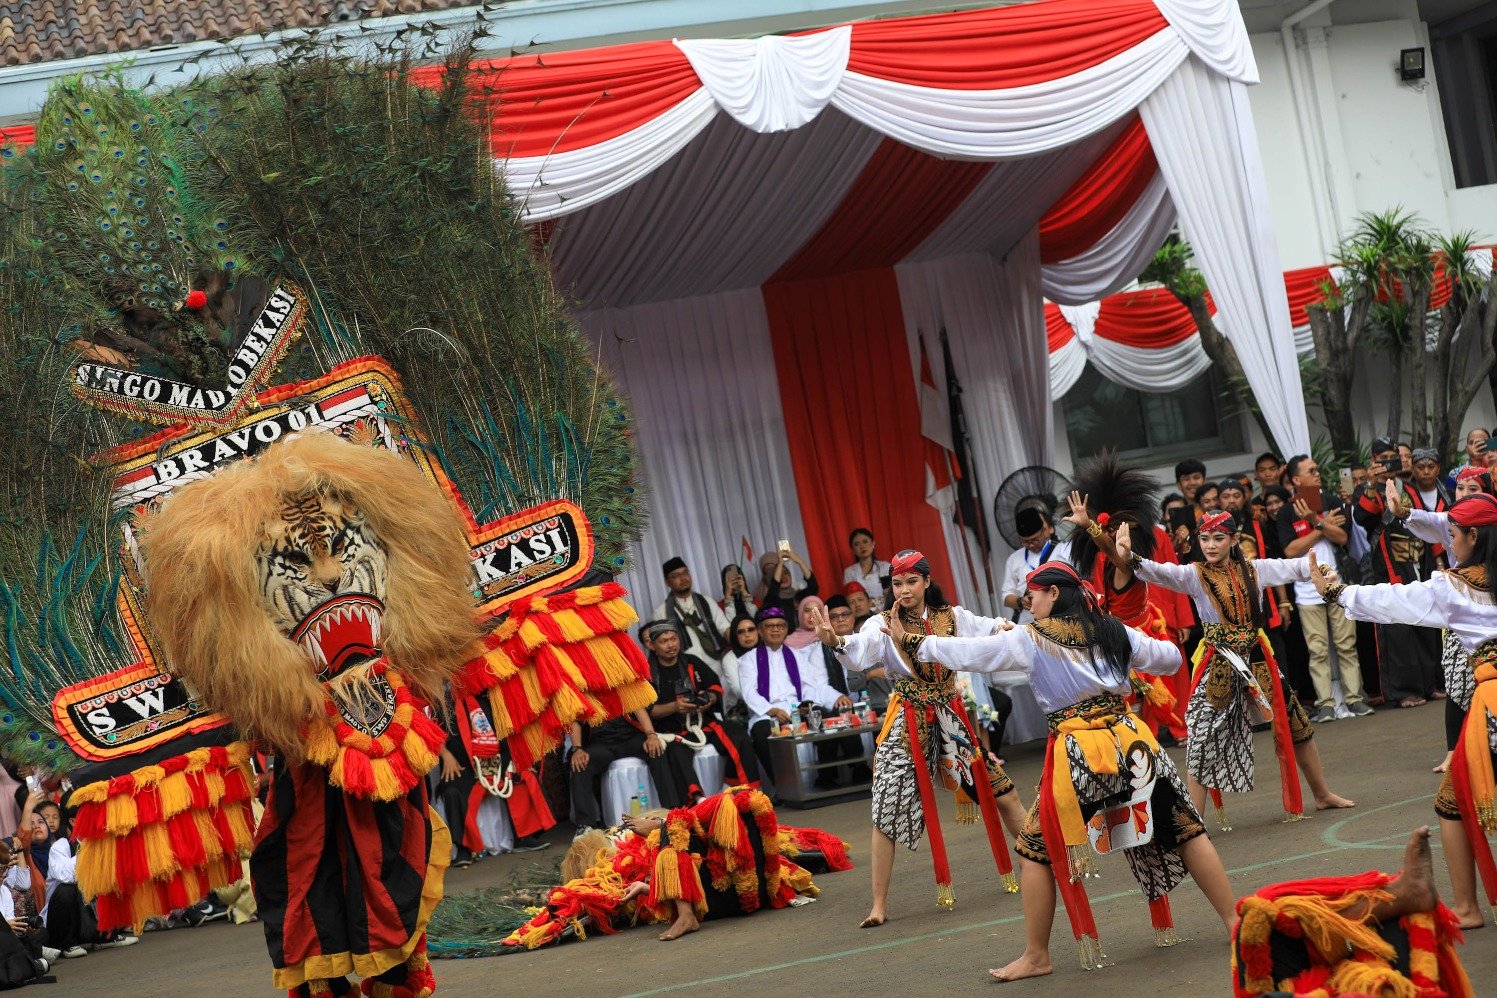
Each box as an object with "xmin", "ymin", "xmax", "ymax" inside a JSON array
[
  {"xmin": 643, "ymin": 620, "xmax": 759, "ymax": 790},
  {"xmin": 567, "ymin": 703, "xmax": 698, "ymax": 834},
  {"xmin": 719, "ymin": 564, "xmax": 758, "ymax": 620},
  {"xmin": 654, "ymin": 558, "xmax": 732, "ymax": 666},
  {"xmin": 438, "ymin": 689, "xmax": 553, "ymax": 867},
  {"xmin": 842, "ymin": 528, "xmax": 892, "ymax": 604},
  {"xmin": 755, "ymin": 547, "xmax": 818, "ymax": 619},
  {"xmin": 728, "ymin": 614, "xmax": 758, "ymax": 659},
  {"xmin": 0, "ymin": 836, "xmax": 49, "ymax": 986},
  {"xmin": 1000, "ymin": 507, "xmax": 1067, "ymax": 624},
  {"xmin": 844, "ymin": 582, "xmax": 875, "ymax": 627},
  {"xmin": 737, "ymin": 607, "xmax": 850, "ymax": 791}
]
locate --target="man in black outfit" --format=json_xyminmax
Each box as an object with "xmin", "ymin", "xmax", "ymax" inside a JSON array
[
  {"xmin": 567, "ymin": 700, "xmax": 697, "ymax": 832},
  {"xmin": 643, "ymin": 620, "xmax": 760, "ymax": 789}
]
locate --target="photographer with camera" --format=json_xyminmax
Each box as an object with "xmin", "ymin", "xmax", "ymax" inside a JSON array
[{"xmin": 644, "ymin": 620, "xmax": 759, "ymax": 790}]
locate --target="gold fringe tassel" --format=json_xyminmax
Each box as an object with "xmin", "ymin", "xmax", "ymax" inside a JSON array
[
  {"xmin": 936, "ymin": 882, "xmax": 955, "ymax": 910},
  {"xmin": 1001, "ymin": 871, "xmax": 1019, "ymax": 894}
]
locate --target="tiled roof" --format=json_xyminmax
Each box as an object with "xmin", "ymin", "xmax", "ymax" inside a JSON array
[{"xmin": 0, "ymin": 2, "xmax": 478, "ymax": 68}]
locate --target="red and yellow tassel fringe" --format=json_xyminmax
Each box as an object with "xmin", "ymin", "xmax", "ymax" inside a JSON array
[
  {"xmin": 455, "ymin": 583, "xmax": 655, "ymax": 770},
  {"xmin": 304, "ymin": 664, "xmax": 444, "ymax": 801},
  {"xmin": 69, "ymin": 741, "xmax": 256, "ymax": 931}
]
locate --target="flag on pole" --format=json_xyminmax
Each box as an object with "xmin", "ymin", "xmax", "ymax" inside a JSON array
[
  {"xmin": 918, "ymin": 332, "xmax": 960, "ymax": 511},
  {"xmin": 741, "ymin": 536, "xmax": 754, "ymax": 565}
]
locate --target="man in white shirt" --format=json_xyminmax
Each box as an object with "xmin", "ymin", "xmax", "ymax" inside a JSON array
[
  {"xmin": 1000, "ymin": 508, "xmax": 1069, "ymax": 625},
  {"xmin": 653, "ymin": 557, "xmax": 731, "ymax": 665},
  {"xmin": 737, "ymin": 606, "xmax": 850, "ymax": 793}
]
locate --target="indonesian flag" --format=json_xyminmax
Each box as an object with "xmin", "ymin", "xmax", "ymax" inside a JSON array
[{"xmin": 918, "ymin": 332, "xmax": 960, "ymax": 512}]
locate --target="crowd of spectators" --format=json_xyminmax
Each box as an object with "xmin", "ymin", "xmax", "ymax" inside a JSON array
[{"xmin": 1156, "ymin": 431, "xmax": 1497, "ymax": 733}]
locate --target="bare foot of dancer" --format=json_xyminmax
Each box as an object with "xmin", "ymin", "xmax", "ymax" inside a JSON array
[
  {"xmin": 1451, "ymin": 903, "xmax": 1487, "ymax": 931},
  {"xmin": 859, "ymin": 908, "xmax": 887, "ymax": 928},
  {"xmin": 658, "ymin": 909, "xmax": 700, "ymax": 941},
  {"xmin": 1366, "ymin": 825, "xmax": 1438, "ymax": 922},
  {"xmin": 989, "ymin": 951, "xmax": 1052, "ymax": 983},
  {"xmin": 1315, "ymin": 792, "xmax": 1356, "ymax": 810},
  {"xmin": 1433, "ymin": 751, "xmax": 1453, "ymax": 774}
]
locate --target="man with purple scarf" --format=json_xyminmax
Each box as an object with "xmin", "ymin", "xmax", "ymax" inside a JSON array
[{"xmin": 738, "ymin": 606, "xmax": 852, "ymax": 793}]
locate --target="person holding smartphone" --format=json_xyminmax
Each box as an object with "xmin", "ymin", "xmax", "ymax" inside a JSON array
[{"xmin": 1443, "ymin": 428, "xmax": 1490, "ymax": 492}]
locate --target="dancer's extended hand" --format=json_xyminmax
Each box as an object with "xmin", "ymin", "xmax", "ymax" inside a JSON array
[
  {"xmin": 1063, "ymin": 490, "xmax": 1091, "ymax": 529},
  {"xmin": 882, "ymin": 611, "xmax": 908, "ymax": 644},
  {"xmin": 810, "ymin": 602, "xmax": 839, "ymax": 647},
  {"xmin": 1307, "ymin": 551, "xmax": 1334, "ymax": 596},
  {"xmin": 1114, "ymin": 521, "xmax": 1133, "ymax": 560}
]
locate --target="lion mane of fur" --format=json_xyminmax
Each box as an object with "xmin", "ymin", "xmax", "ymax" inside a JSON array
[{"xmin": 141, "ymin": 430, "xmax": 483, "ymax": 759}]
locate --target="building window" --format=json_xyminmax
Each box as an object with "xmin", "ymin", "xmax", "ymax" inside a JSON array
[{"xmin": 1062, "ymin": 365, "xmax": 1232, "ymax": 465}]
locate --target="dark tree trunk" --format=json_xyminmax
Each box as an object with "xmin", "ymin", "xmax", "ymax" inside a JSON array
[
  {"xmin": 1307, "ymin": 303, "xmax": 1358, "ymax": 462},
  {"xmin": 1180, "ymin": 295, "xmax": 1280, "ymax": 456}
]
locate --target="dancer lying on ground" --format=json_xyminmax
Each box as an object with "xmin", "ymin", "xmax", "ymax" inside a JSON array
[
  {"xmin": 480, "ymin": 787, "xmax": 850, "ymax": 952},
  {"xmin": 1231, "ymin": 826, "xmax": 1473, "ymax": 997},
  {"xmin": 899, "ymin": 562, "xmax": 1236, "ymax": 982}
]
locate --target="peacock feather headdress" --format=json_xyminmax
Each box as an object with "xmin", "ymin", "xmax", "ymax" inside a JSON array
[{"xmin": 0, "ymin": 40, "xmax": 646, "ymax": 776}]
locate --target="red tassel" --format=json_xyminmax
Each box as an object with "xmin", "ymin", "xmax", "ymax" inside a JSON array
[
  {"xmin": 1449, "ymin": 732, "xmax": 1497, "ymax": 905},
  {"xmin": 953, "ymin": 695, "xmax": 1015, "ymax": 883},
  {"xmin": 167, "ymin": 810, "xmax": 208, "ymax": 868},
  {"xmin": 903, "ymin": 701, "xmax": 953, "ymax": 903},
  {"xmin": 133, "ymin": 785, "xmax": 162, "ymax": 826},
  {"xmin": 72, "ymin": 801, "xmax": 106, "ymax": 840},
  {"xmin": 1038, "ymin": 732, "xmax": 1098, "ymax": 943},
  {"xmin": 1149, "ymin": 895, "xmax": 1173, "ymax": 930},
  {"xmin": 114, "ymin": 830, "xmax": 149, "ymax": 888},
  {"xmin": 340, "ymin": 747, "xmax": 375, "ymax": 796},
  {"xmin": 1255, "ymin": 636, "xmax": 1304, "ymax": 817},
  {"xmin": 161, "ymin": 872, "xmax": 192, "ymax": 911}
]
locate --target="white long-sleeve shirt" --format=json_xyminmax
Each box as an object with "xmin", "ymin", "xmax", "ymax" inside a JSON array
[
  {"xmin": 1340, "ymin": 572, "xmax": 1497, "ymax": 655},
  {"xmin": 999, "ymin": 541, "xmax": 1073, "ymax": 625},
  {"xmin": 1405, "ymin": 508, "xmax": 1455, "ymax": 549},
  {"xmin": 843, "ymin": 559, "xmax": 892, "ymax": 602},
  {"xmin": 1133, "ymin": 557, "xmax": 1312, "ymax": 624},
  {"xmin": 736, "ymin": 644, "xmax": 843, "ymax": 727},
  {"xmin": 833, "ymin": 605, "xmax": 1006, "ymax": 679},
  {"xmin": 915, "ymin": 622, "xmax": 1182, "ymax": 713},
  {"xmin": 4, "ymin": 839, "xmax": 73, "ymax": 921}
]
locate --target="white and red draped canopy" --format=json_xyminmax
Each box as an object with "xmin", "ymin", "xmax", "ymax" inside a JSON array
[{"xmin": 1, "ymin": 0, "xmax": 1305, "ymax": 615}]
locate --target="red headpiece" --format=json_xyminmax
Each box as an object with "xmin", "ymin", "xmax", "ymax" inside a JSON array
[
  {"xmin": 843, "ymin": 581, "xmax": 868, "ymax": 597},
  {"xmin": 1456, "ymin": 465, "xmax": 1490, "ymax": 484},
  {"xmin": 1024, "ymin": 561, "xmax": 1102, "ymax": 610},
  {"xmin": 889, "ymin": 549, "xmax": 929, "ymax": 576},
  {"xmin": 1449, "ymin": 493, "xmax": 1497, "ymax": 528},
  {"xmin": 1198, "ymin": 510, "xmax": 1234, "ymax": 534}
]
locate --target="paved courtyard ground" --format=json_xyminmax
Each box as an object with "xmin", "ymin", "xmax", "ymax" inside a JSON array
[{"xmin": 56, "ymin": 702, "xmax": 1491, "ymax": 996}]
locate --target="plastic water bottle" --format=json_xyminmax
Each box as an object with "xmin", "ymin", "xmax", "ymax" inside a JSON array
[{"xmin": 636, "ymin": 781, "xmax": 650, "ymax": 812}]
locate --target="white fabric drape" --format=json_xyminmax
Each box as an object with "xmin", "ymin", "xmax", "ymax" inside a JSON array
[
  {"xmin": 1152, "ymin": 0, "xmax": 1259, "ymax": 84},
  {"xmin": 507, "ymin": 89, "xmax": 718, "ymax": 222},
  {"xmin": 897, "ymin": 237, "xmax": 1052, "ymax": 608},
  {"xmin": 1089, "ymin": 331, "xmax": 1211, "ymax": 391},
  {"xmin": 675, "ymin": 27, "xmax": 851, "ymax": 133},
  {"xmin": 1140, "ymin": 57, "xmax": 1310, "ymax": 452},
  {"xmin": 830, "ymin": 29, "xmax": 1190, "ymax": 160},
  {"xmin": 581, "ymin": 291, "xmax": 810, "ymax": 616},
  {"xmin": 1049, "ymin": 334, "xmax": 1088, "ymax": 398},
  {"xmin": 1041, "ymin": 171, "xmax": 1176, "ymax": 304},
  {"xmin": 548, "ymin": 110, "xmax": 882, "ymax": 309}
]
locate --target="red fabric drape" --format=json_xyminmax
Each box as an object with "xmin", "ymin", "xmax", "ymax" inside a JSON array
[
  {"xmin": 1282, "ymin": 265, "xmax": 1336, "ymax": 327},
  {"xmin": 763, "ymin": 270, "xmax": 955, "ymax": 593},
  {"xmin": 413, "ymin": 41, "xmax": 701, "ymax": 157},
  {"xmin": 1094, "ymin": 287, "xmax": 1213, "ymax": 348},
  {"xmin": 845, "ymin": 0, "xmax": 1168, "ymax": 89},
  {"xmin": 771, "ymin": 139, "xmax": 990, "ymax": 282},
  {"xmin": 1038, "ymin": 116, "xmax": 1157, "ymax": 263},
  {"xmin": 1045, "ymin": 302, "xmax": 1075, "ymax": 351},
  {"xmin": 0, "ymin": 126, "xmax": 33, "ymax": 149}
]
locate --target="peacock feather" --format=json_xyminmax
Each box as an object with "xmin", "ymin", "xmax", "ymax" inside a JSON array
[{"xmin": 31, "ymin": 75, "xmax": 265, "ymax": 387}]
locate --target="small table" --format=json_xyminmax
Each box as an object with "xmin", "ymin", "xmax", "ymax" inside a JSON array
[{"xmin": 767, "ymin": 723, "xmax": 877, "ymax": 808}]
